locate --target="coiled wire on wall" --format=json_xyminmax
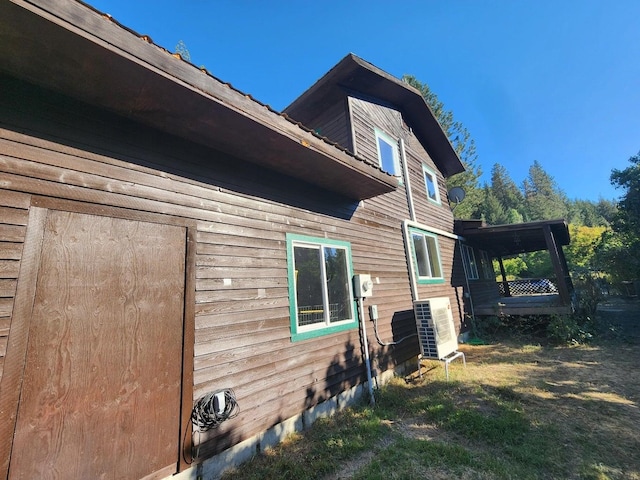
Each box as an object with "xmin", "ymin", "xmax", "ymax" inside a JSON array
[
  {"xmin": 191, "ymin": 388, "xmax": 240, "ymax": 432},
  {"xmin": 188, "ymin": 388, "xmax": 240, "ymax": 462}
]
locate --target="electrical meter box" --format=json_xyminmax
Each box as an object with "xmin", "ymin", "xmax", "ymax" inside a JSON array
[{"xmin": 353, "ymin": 274, "xmax": 374, "ymax": 298}]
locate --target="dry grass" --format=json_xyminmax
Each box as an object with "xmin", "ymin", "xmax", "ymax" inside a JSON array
[{"xmin": 223, "ymin": 298, "xmax": 640, "ymax": 480}]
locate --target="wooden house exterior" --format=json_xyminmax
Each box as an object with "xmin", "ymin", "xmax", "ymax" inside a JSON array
[{"xmin": 0, "ymin": 2, "xmax": 466, "ymax": 479}]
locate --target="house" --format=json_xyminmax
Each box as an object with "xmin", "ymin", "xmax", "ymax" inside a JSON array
[{"xmin": 1, "ymin": 1, "xmax": 477, "ymax": 479}]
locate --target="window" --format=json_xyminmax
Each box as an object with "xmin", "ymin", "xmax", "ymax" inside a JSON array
[
  {"xmin": 410, "ymin": 228, "xmax": 444, "ymax": 284},
  {"xmin": 461, "ymin": 244, "xmax": 479, "ymax": 280},
  {"xmin": 480, "ymin": 250, "xmax": 495, "ymax": 280},
  {"xmin": 422, "ymin": 165, "xmax": 440, "ymax": 204},
  {"xmin": 375, "ymin": 128, "xmax": 400, "ymax": 177},
  {"xmin": 287, "ymin": 233, "xmax": 357, "ymax": 341}
]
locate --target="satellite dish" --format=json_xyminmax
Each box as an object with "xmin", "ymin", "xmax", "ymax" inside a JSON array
[{"xmin": 448, "ymin": 186, "xmax": 466, "ymax": 204}]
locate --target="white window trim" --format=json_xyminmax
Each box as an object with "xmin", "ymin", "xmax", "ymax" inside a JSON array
[
  {"xmin": 374, "ymin": 128, "xmax": 401, "ymax": 178},
  {"xmin": 480, "ymin": 250, "xmax": 494, "ymax": 280},
  {"xmin": 461, "ymin": 244, "xmax": 479, "ymax": 280},
  {"xmin": 422, "ymin": 164, "xmax": 441, "ymax": 204}
]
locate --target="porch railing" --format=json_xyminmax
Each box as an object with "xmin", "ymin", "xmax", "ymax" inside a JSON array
[{"xmin": 498, "ymin": 278, "xmax": 558, "ymax": 297}]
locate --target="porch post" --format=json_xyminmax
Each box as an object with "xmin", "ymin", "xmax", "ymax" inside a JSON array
[
  {"xmin": 542, "ymin": 225, "xmax": 571, "ymax": 305},
  {"xmin": 497, "ymin": 256, "xmax": 511, "ymax": 297}
]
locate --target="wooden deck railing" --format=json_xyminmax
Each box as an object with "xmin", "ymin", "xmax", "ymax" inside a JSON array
[{"xmin": 498, "ymin": 278, "xmax": 558, "ymax": 297}]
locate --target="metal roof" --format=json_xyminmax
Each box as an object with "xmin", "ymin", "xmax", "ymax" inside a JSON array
[{"xmin": 0, "ymin": 0, "xmax": 398, "ymax": 200}]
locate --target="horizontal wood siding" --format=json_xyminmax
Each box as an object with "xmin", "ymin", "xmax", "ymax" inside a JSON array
[
  {"xmin": 405, "ymin": 137, "xmax": 454, "ymax": 233},
  {"xmin": 0, "ymin": 190, "xmax": 29, "ymax": 380},
  {"xmin": 0, "ymin": 79, "xmax": 421, "ymax": 458},
  {"xmin": 293, "ymin": 100, "xmax": 353, "ymax": 152},
  {"xmin": 347, "ymin": 96, "xmax": 463, "ymax": 333}
]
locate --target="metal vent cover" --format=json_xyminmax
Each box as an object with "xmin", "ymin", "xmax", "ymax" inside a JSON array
[{"xmin": 414, "ymin": 297, "xmax": 458, "ymax": 360}]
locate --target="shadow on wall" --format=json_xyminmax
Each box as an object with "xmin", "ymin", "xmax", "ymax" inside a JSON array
[
  {"xmin": 3, "ymin": 78, "xmax": 361, "ymax": 221},
  {"xmin": 372, "ymin": 309, "xmax": 420, "ymax": 380}
]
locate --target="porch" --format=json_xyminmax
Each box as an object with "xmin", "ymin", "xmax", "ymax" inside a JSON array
[
  {"xmin": 474, "ymin": 289, "xmax": 573, "ymax": 317},
  {"xmin": 456, "ymin": 219, "xmax": 575, "ymax": 317}
]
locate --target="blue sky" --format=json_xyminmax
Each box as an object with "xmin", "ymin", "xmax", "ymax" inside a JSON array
[{"xmin": 87, "ymin": 0, "xmax": 639, "ymax": 202}]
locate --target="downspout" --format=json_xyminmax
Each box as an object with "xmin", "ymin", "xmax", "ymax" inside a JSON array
[
  {"xmin": 400, "ymin": 138, "xmax": 416, "ymax": 222},
  {"xmin": 402, "ymin": 221, "xmax": 419, "ymax": 302},
  {"xmin": 400, "ymin": 138, "xmax": 418, "ymax": 302},
  {"xmin": 357, "ymin": 297, "xmax": 375, "ymax": 406}
]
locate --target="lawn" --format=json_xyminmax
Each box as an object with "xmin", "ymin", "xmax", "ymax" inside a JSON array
[{"xmin": 222, "ymin": 298, "xmax": 640, "ymax": 480}]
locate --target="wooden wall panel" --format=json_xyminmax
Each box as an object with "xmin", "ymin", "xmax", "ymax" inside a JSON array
[
  {"xmin": 0, "ymin": 78, "xmax": 466, "ymax": 461},
  {"xmin": 0, "ymin": 189, "xmax": 29, "ymax": 383}
]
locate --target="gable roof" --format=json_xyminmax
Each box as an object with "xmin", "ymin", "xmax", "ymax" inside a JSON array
[
  {"xmin": 284, "ymin": 54, "xmax": 466, "ymax": 178},
  {"xmin": 0, "ymin": 1, "xmax": 398, "ymax": 200}
]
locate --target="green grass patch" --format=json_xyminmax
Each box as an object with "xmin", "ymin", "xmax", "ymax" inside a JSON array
[
  {"xmin": 222, "ymin": 407, "xmax": 389, "ymax": 480},
  {"xmin": 223, "ymin": 331, "xmax": 640, "ymax": 480}
]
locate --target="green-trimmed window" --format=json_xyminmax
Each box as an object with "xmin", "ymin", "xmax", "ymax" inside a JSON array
[
  {"xmin": 410, "ymin": 228, "xmax": 444, "ymax": 284},
  {"xmin": 287, "ymin": 234, "xmax": 356, "ymax": 341},
  {"xmin": 423, "ymin": 165, "xmax": 440, "ymax": 204}
]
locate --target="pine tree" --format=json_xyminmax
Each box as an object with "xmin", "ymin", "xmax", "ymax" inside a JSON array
[
  {"xmin": 522, "ymin": 161, "xmax": 568, "ymax": 221},
  {"xmin": 402, "ymin": 75, "xmax": 482, "ymax": 219},
  {"xmin": 490, "ymin": 163, "xmax": 525, "ymax": 221}
]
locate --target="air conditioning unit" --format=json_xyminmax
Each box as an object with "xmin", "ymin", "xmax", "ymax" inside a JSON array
[{"xmin": 413, "ymin": 297, "xmax": 458, "ymax": 360}]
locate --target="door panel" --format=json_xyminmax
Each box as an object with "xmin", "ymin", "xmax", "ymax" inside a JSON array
[{"xmin": 9, "ymin": 210, "xmax": 186, "ymax": 480}]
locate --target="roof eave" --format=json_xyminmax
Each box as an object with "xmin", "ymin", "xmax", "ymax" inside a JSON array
[
  {"xmin": 0, "ymin": 1, "xmax": 397, "ymax": 200},
  {"xmin": 285, "ymin": 53, "xmax": 465, "ymax": 178}
]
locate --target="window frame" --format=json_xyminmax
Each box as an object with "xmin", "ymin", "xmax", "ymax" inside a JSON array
[
  {"xmin": 286, "ymin": 233, "xmax": 357, "ymax": 342},
  {"xmin": 422, "ymin": 164, "xmax": 441, "ymax": 204},
  {"xmin": 408, "ymin": 227, "xmax": 444, "ymax": 285},
  {"xmin": 461, "ymin": 244, "xmax": 479, "ymax": 280},
  {"xmin": 480, "ymin": 250, "xmax": 495, "ymax": 280},
  {"xmin": 374, "ymin": 128, "xmax": 401, "ymax": 178}
]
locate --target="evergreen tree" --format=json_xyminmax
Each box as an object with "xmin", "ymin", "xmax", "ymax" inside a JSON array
[
  {"xmin": 402, "ymin": 75, "xmax": 482, "ymax": 219},
  {"xmin": 477, "ymin": 185, "xmax": 507, "ymax": 225},
  {"xmin": 490, "ymin": 163, "xmax": 525, "ymax": 221},
  {"xmin": 597, "ymin": 152, "xmax": 640, "ymax": 282},
  {"xmin": 522, "ymin": 161, "xmax": 568, "ymax": 221}
]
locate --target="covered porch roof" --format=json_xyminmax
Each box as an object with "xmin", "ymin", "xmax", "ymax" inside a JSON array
[{"xmin": 455, "ymin": 219, "xmax": 571, "ymax": 257}]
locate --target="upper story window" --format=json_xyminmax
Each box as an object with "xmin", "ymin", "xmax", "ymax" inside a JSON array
[
  {"xmin": 375, "ymin": 128, "xmax": 400, "ymax": 177},
  {"xmin": 286, "ymin": 233, "xmax": 357, "ymax": 342},
  {"xmin": 409, "ymin": 227, "xmax": 444, "ymax": 284},
  {"xmin": 422, "ymin": 165, "xmax": 440, "ymax": 204},
  {"xmin": 461, "ymin": 244, "xmax": 479, "ymax": 280}
]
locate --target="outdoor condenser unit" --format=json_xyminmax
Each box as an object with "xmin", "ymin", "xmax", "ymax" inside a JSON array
[{"xmin": 413, "ymin": 297, "xmax": 465, "ymax": 379}]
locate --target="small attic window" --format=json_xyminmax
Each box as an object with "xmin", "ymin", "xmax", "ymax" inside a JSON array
[{"xmin": 375, "ymin": 128, "xmax": 400, "ymax": 177}]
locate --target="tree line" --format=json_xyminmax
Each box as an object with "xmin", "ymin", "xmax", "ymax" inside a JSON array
[{"xmin": 404, "ymin": 75, "xmax": 639, "ymax": 286}]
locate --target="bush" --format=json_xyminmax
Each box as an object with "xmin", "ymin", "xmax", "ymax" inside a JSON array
[
  {"xmin": 546, "ymin": 314, "xmax": 594, "ymax": 345},
  {"xmin": 476, "ymin": 312, "xmax": 596, "ymax": 345}
]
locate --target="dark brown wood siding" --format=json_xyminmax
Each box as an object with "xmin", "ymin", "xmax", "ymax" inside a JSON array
[
  {"xmin": 298, "ymin": 99, "xmax": 354, "ymax": 152},
  {"xmin": 345, "ymin": 96, "xmax": 464, "ymax": 332},
  {"xmin": 0, "ymin": 77, "xmax": 422, "ymax": 458},
  {"xmin": 0, "ymin": 190, "xmax": 29, "ymax": 381}
]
